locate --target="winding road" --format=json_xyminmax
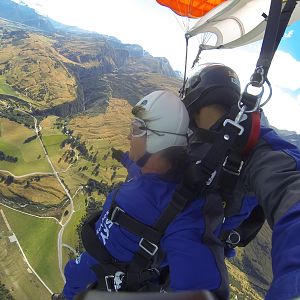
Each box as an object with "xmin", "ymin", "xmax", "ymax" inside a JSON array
[
  {"xmin": 32, "ymin": 115, "xmax": 75, "ymax": 282},
  {"xmin": 8, "ymin": 108, "xmax": 78, "ymax": 282}
]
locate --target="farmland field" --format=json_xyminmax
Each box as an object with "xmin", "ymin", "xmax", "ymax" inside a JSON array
[{"xmin": 0, "ymin": 205, "xmax": 63, "ymax": 292}]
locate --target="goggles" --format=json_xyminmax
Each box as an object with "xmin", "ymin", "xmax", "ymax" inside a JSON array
[{"xmin": 130, "ymin": 118, "xmax": 187, "ymax": 138}]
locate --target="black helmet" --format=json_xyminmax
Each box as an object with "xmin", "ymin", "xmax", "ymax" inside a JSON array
[{"xmin": 182, "ymin": 63, "xmax": 241, "ymax": 117}]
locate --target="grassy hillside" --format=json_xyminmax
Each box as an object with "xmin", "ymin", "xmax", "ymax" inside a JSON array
[
  {"xmin": 0, "ymin": 208, "xmax": 51, "ymax": 300},
  {"xmin": 1, "ymin": 205, "xmax": 63, "ymax": 292},
  {"xmin": 0, "ymin": 117, "xmax": 51, "ymax": 174},
  {"xmin": 0, "ymin": 19, "xmax": 77, "ymax": 109},
  {"xmin": 105, "ymin": 72, "xmax": 181, "ymax": 105}
]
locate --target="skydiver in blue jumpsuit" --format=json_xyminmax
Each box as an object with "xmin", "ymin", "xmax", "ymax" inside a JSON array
[
  {"xmin": 58, "ymin": 90, "xmax": 230, "ymax": 300},
  {"xmin": 182, "ymin": 63, "xmax": 300, "ymax": 300}
]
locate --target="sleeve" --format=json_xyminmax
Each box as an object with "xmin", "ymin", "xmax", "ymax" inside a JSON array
[
  {"xmin": 265, "ymin": 202, "xmax": 300, "ymax": 300},
  {"xmin": 242, "ymin": 130, "xmax": 300, "ymax": 227},
  {"xmin": 221, "ymin": 195, "xmax": 258, "ymax": 232},
  {"xmin": 161, "ymin": 228, "xmax": 223, "ymax": 292},
  {"xmin": 120, "ymin": 152, "xmax": 141, "ymax": 179},
  {"xmin": 63, "ymin": 251, "xmax": 99, "ymax": 300},
  {"xmin": 242, "ymin": 130, "xmax": 300, "ymax": 299}
]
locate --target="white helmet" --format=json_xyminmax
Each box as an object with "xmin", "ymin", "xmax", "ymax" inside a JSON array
[{"xmin": 133, "ymin": 90, "xmax": 189, "ymax": 153}]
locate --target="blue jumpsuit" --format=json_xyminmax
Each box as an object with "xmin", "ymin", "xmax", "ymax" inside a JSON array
[
  {"xmin": 63, "ymin": 174, "xmax": 226, "ymax": 299},
  {"xmin": 63, "ymin": 127, "xmax": 300, "ymax": 300},
  {"xmin": 189, "ymin": 126, "xmax": 300, "ymax": 300}
]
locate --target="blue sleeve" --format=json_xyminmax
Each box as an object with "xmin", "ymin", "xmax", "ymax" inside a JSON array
[
  {"xmin": 161, "ymin": 199, "xmax": 223, "ymax": 292},
  {"xmin": 120, "ymin": 152, "xmax": 141, "ymax": 179},
  {"xmin": 63, "ymin": 252, "xmax": 99, "ymax": 300},
  {"xmin": 266, "ymin": 201, "xmax": 300, "ymax": 300},
  {"xmin": 161, "ymin": 228, "xmax": 222, "ymax": 291},
  {"xmin": 221, "ymin": 195, "xmax": 258, "ymax": 232}
]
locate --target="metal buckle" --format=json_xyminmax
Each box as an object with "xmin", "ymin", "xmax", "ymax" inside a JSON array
[
  {"xmin": 109, "ymin": 206, "xmax": 124, "ymax": 225},
  {"xmin": 223, "ymin": 156, "xmax": 244, "ymax": 176},
  {"xmin": 105, "ymin": 275, "xmax": 115, "ymax": 292},
  {"xmin": 223, "ymin": 119, "xmax": 244, "ymax": 136},
  {"xmin": 226, "ymin": 230, "xmax": 241, "ymax": 247},
  {"xmin": 139, "ymin": 238, "xmax": 158, "ymax": 256}
]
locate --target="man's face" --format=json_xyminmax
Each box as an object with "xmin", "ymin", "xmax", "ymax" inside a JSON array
[{"xmin": 128, "ymin": 119, "xmax": 147, "ymax": 161}]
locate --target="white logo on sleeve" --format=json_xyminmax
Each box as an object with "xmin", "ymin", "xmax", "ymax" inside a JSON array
[{"xmin": 96, "ymin": 210, "xmax": 114, "ymax": 245}]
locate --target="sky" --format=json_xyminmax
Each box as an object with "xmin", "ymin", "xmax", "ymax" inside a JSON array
[{"xmin": 15, "ymin": 0, "xmax": 300, "ymax": 133}]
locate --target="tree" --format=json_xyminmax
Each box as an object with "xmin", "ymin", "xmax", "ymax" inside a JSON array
[
  {"xmin": 4, "ymin": 176, "xmax": 14, "ymax": 186},
  {"xmin": 0, "ymin": 282, "xmax": 14, "ymax": 300}
]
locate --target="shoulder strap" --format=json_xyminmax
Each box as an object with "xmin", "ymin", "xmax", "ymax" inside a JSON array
[{"xmin": 252, "ymin": 0, "xmax": 297, "ymax": 85}]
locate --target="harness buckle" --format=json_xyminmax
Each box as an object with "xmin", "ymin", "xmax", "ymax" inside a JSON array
[
  {"xmin": 223, "ymin": 156, "xmax": 244, "ymax": 176},
  {"xmin": 105, "ymin": 275, "xmax": 115, "ymax": 292},
  {"xmin": 223, "ymin": 119, "xmax": 244, "ymax": 136},
  {"xmin": 139, "ymin": 238, "xmax": 158, "ymax": 256},
  {"xmin": 226, "ymin": 230, "xmax": 241, "ymax": 248},
  {"xmin": 109, "ymin": 206, "xmax": 125, "ymax": 225}
]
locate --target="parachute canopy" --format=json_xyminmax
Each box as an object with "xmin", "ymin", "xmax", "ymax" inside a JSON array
[
  {"xmin": 157, "ymin": 0, "xmax": 300, "ymax": 50},
  {"xmin": 156, "ymin": 0, "xmax": 226, "ymax": 18}
]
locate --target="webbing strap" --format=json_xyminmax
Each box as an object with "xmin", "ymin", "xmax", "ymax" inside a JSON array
[
  {"xmin": 192, "ymin": 107, "xmax": 243, "ymax": 186},
  {"xmin": 154, "ymin": 184, "xmax": 196, "ymax": 232},
  {"xmin": 153, "ymin": 107, "xmax": 246, "ymax": 234},
  {"xmin": 252, "ymin": 0, "xmax": 297, "ymax": 85},
  {"xmin": 108, "ymin": 202, "xmax": 162, "ymax": 244}
]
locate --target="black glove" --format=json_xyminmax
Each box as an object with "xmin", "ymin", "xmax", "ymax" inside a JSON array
[{"xmin": 111, "ymin": 147, "xmax": 124, "ymax": 162}]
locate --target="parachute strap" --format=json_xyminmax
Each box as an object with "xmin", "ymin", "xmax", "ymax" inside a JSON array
[
  {"xmin": 191, "ymin": 44, "xmax": 204, "ymax": 69},
  {"xmin": 251, "ymin": 0, "xmax": 297, "ymax": 88},
  {"xmin": 180, "ymin": 34, "xmax": 190, "ymax": 99}
]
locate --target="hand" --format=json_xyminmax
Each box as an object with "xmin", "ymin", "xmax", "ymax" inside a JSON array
[{"xmin": 111, "ymin": 147, "xmax": 124, "ymax": 162}]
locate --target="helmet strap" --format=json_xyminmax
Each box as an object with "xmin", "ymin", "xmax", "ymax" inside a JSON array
[{"xmin": 136, "ymin": 152, "xmax": 151, "ymax": 168}]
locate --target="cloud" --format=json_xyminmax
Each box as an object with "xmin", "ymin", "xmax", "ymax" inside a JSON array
[
  {"xmin": 284, "ymin": 30, "xmax": 294, "ymax": 38},
  {"xmin": 263, "ymin": 88, "xmax": 300, "ymax": 132}
]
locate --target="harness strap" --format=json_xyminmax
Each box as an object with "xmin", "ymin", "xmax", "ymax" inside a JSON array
[
  {"xmin": 252, "ymin": 0, "xmax": 297, "ymax": 85},
  {"xmin": 190, "ymin": 106, "xmax": 244, "ymax": 190},
  {"xmin": 221, "ymin": 205, "xmax": 265, "ymax": 248},
  {"xmin": 154, "ymin": 184, "xmax": 196, "ymax": 231},
  {"xmin": 108, "ymin": 202, "xmax": 162, "ymax": 245}
]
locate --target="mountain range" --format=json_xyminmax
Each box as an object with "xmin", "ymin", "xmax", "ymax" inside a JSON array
[{"xmin": 0, "ymin": 0, "xmax": 181, "ymax": 119}]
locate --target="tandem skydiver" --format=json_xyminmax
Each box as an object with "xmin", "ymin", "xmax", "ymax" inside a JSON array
[
  {"xmin": 52, "ymin": 90, "xmax": 229, "ymax": 299},
  {"xmin": 182, "ymin": 63, "xmax": 300, "ymax": 300}
]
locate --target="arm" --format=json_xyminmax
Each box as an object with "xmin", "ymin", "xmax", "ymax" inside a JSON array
[
  {"xmin": 161, "ymin": 197, "xmax": 229, "ymax": 299},
  {"xmin": 265, "ymin": 202, "xmax": 300, "ymax": 300},
  {"xmin": 242, "ymin": 128, "xmax": 300, "ymax": 227},
  {"xmin": 243, "ymin": 128, "xmax": 300, "ymax": 299},
  {"xmin": 63, "ymin": 251, "xmax": 98, "ymax": 300},
  {"xmin": 161, "ymin": 229, "xmax": 224, "ymax": 292},
  {"xmin": 120, "ymin": 152, "xmax": 141, "ymax": 179}
]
